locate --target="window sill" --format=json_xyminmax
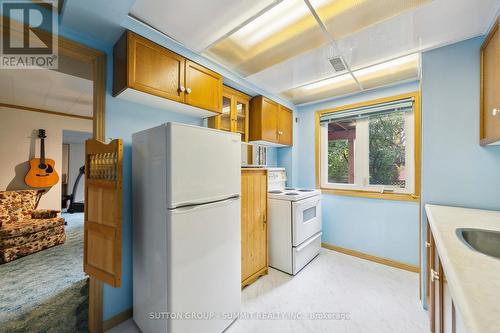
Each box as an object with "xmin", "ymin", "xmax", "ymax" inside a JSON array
[{"xmin": 320, "ymin": 188, "xmax": 420, "ymax": 202}]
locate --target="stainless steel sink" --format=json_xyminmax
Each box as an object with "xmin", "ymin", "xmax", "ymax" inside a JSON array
[{"xmin": 456, "ymin": 228, "xmax": 500, "ymax": 259}]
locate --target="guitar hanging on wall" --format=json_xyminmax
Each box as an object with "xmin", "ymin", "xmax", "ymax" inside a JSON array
[{"xmin": 25, "ymin": 129, "xmax": 59, "ymax": 188}]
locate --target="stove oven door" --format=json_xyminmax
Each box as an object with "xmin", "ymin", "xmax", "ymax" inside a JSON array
[{"xmin": 292, "ymin": 195, "xmax": 322, "ymax": 246}]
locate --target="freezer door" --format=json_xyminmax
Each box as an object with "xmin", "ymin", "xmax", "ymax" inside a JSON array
[
  {"xmin": 167, "ymin": 123, "xmax": 241, "ymax": 208},
  {"xmin": 167, "ymin": 196, "xmax": 241, "ymax": 333}
]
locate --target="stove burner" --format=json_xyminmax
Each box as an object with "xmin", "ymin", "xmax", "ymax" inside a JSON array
[
  {"xmin": 285, "ymin": 192, "xmax": 299, "ymax": 196},
  {"xmin": 298, "ymin": 189, "xmax": 314, "ymax": 192},
  {"xmin": 268, "ymin": 190, "xmax": 282, "ymax": 194},
  {"xmin": 285, "ymin": 187, "xmax": 296, "ymax": 190}
]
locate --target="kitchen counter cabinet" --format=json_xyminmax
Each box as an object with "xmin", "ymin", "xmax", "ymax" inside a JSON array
[
  {"xmin": 241, "ymin": 169, "xmax": 268, "ymax": 288},
  {"xmin": 425, "ymin": 205, "xmax": 500, "ymax": 333}
]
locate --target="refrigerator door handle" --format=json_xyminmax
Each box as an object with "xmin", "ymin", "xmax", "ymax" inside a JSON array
[{"xmin": 171, "ymin": 195, "xmax": 240, "ymax": 213}]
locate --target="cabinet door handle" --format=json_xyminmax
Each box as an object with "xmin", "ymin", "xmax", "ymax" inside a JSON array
[
  {"xmin": 430, "ymin": 269, "xmax": 440, "ymax": 282},
  {"xmin": 493, "ymin": 108, "xmax": 499, "ymax": 116},
  {"xmin": 179, "ymin": 86, "xmax": 186, "ymax": 92},
  {"xmin": 425, "ymin": 241, "xmax": 431, "ymax": 248},
  {"xmin": 186, "ymin": 88, "xmax": 192, "ymax": 94}
]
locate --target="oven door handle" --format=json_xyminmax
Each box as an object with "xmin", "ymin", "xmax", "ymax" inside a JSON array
[{"xmin": 295, "ymin": 232, "xmax": 322, "ymax": 252}]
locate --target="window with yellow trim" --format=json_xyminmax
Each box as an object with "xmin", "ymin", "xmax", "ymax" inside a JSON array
[{"xmin": 319, "ymin": 97, "xmax": 416, "ymax": 195}]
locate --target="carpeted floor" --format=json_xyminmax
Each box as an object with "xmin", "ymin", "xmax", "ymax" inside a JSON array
[{"xmin": 0, "ymin": 213, "xmax": 88, "ymax": 333}]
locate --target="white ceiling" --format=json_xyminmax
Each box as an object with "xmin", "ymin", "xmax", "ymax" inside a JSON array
[
  {"xmin": 0, "ymin": 69, "xmax": 93, "ymax": 117},
  {"xmin": 131, "ymin": 0, "xmax": 499, "ymax": 104}
]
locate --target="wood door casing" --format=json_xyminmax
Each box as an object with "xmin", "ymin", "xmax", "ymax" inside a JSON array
[
  {"xmin": 127, "ymin": 32, "xmax": 185, "ymax": 103},
  {"xmin": 241, "ymin": 169, "xmax": 268, "ymax": 287},
  {"xmin": 185, "ymin": 60, "xmax": 223, "ymax": 113},
  {"xmin": 278, "ymin": 105, "xmax": 293, "ymax": 145},
  {"xmin": 84, "ymin": 139, "xmax": 123, "ymax": 288},
  {"xmin": 481, "ymin": 18, "xmax": 500, "ymax": 144}
]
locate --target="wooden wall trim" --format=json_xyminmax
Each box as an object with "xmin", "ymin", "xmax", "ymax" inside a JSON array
[
  {"xmin": 88, "ymin": 277, "xmax": 103, "ymax": 333},
  {"xmin": 0, "ymin": 102, "xmax": 93, "ymax": 120},
  {"xmin": 322, "ymin": 242, "xmax": 420, "ymax": 273},
  {"xmin": 102, "ymin": 308, "xmax": 133, "ymax": 332}
]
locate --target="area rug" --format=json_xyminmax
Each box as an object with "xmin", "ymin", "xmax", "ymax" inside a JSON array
[{"xmin": 0, "ymin": 213, "xmax": 88, "ymax": 333}]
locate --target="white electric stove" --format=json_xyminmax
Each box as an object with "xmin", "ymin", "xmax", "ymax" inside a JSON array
[
  {"xmin": 267, "ymin": 168, "xmax": 322, "ymax": 275},
  {"xmin": 267, "ymin": 187, "xmax": 322, "ymax": 201}
]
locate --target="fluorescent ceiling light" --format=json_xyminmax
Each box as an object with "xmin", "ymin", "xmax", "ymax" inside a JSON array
[
  {"xmin": 234, "ymin": 1, "xmax": 308, "ymax": 49},
  {"xmin": 355, "ymin": 53, "xmax": 419, "ymax": 77},
  {"xmin": 310, "ymin": 0, "xmax": 431, "ymax": 39},
  {"xmin": 302, "ymin": 73, "xmax": 353, "ymax": 91}
]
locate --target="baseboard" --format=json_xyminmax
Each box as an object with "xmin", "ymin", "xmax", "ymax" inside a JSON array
[
  {"xmin": 102, "ymin": 308, "xmax": 133, "ymax": 332},
  {"xmin": 321, "ymin": 242, "xmax": 419, "ymax": 273}
]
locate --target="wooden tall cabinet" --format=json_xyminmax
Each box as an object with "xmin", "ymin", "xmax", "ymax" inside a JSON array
[
  {"xmin": 480, "ymin": 18, "xmax": 500, "ymax": 145},
  {"xmin": 208, "ymin": 86, "xmax": 250, "ymax": 142},
  {"xmin": 249, "ymin": 96, "xmax": 293, "ymax": 146},
  {"xmin": 241, "ymin": 169, "xmax": 268, "ymax": 288},
  {"xmin": 113, "ymin": 31, "xmax": 223, "ymax": 113}
]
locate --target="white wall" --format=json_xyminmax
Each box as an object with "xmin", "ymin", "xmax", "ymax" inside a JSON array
[{"xmin": 0, "ymin": 106, "xmax": 93, "ymax": 210}]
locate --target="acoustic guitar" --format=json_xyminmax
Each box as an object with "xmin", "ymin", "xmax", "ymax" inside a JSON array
[{"xmin": 25, "ymin": 129, "xmax": 59, "ymax": 188}]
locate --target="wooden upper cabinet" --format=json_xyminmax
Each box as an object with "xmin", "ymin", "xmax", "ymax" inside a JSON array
[
  {"xmin": 127, "ymin": 32, "xmax": 185, "ymax": 102},
  {"xmin": 278, "ymin": 105, "xmax": 293, "ymax": 145},
  {"xmin": 113, "ymin": 31, "xmax": 222, "ymax": 116},
  {"xmin": 185, "ymin": 60, "xmax": 222, "ymax": 113},
  {"xmin": 208, "ymin": 86, "xmax": 250, "ymax": 141},
  {"xmin": 480, "ymin": 18, "xmax": 500, "ymax": 145},
  {"xmin": 249, "ymin": 96, "xmax": 293, "ymax": 146}
]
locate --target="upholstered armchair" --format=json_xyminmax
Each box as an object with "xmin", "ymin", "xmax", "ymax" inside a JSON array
[{"xmin": 0, "ymin": 190, "xmax": 66, "ymax": 264}]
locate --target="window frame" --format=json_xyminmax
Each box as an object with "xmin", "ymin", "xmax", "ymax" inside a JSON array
[{"xmin": 315, "ymin": 91, "xmax": 421, "ymax": 202}]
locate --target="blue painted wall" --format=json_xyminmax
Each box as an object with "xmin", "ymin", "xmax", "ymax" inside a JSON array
[
  {"xmin": 420, "ymin": 36, "xmax": 500, "ymax": 305},
  {"xmin": 289, "ymin": 81, "xmax": 421, "ymax": 266},
  {"xmin": 104, "ymin": 99, "xmax": 203, "ymax": 320}
]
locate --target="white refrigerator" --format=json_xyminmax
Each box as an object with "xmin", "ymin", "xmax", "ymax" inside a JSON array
[{"xmin": 132, "ymin": 123, "xmax": 241, "ymax": 333}]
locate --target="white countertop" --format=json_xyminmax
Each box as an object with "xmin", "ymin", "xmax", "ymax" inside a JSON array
[{"xmin": 425, "ymin": 205, "xmax": 500, "ymax": 333}]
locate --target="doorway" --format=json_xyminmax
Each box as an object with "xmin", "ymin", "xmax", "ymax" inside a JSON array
[{"xmin": 0, "ymin": 19, "xmax": 106, "ymax": 333}]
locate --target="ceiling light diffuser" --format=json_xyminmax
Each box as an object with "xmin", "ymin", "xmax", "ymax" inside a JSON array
[
  {"xmin": 204, "ymin": 0, "xmax": 328, "ymax": 76},
  {"xmin": 283, "ymin": 53, "xmax": 420, "ymax": 104},
  {"xmin": 310, "ymin": 0, "xmax": 432, "ymax": 40}
]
